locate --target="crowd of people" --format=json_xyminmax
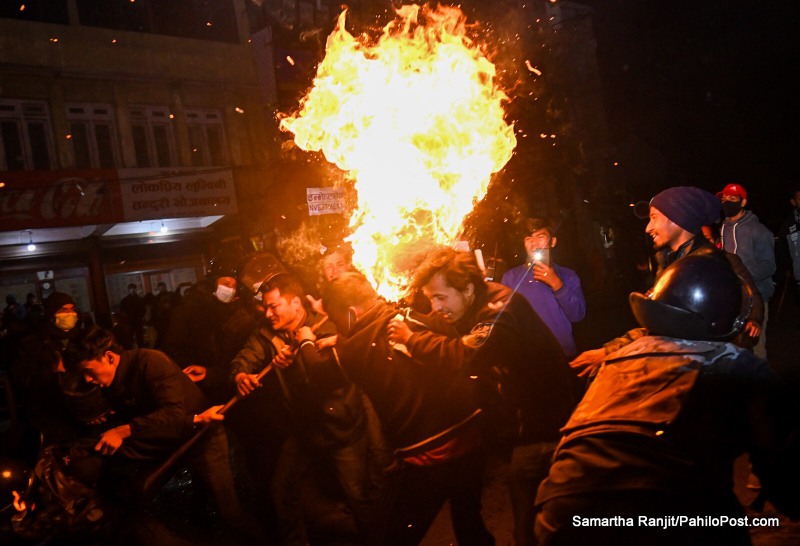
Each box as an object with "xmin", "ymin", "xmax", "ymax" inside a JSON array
[{"xmin": 1, "ymin": 183, "xmax": 799, "ymax": 546}]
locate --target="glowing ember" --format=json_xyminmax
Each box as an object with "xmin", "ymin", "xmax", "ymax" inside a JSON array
[
  {"xmin": 12, "ymin": 490, "xmax": 26, "ymax": 512},
  {"xmin": 281, "ymin": 4, "xmax": 516, "ymax": 299}
]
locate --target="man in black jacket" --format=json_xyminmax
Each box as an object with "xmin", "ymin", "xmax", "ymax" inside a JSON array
[
  {"xmin": 387, "ymin": 248, "xmax": 577, "ymax": 546},
  {"xmin": 230, "ymin": 273, "xmax": 370, "ymax": 545},
  {"xmin": 65, "ymin": 326, "xmax": 262, "ymax": 543},
  {"xmin": 300, "ymin": 271, "xmax": 493, "ymax": 546},
  {"xmin": 10, "ymin": 292, "xmax": 102, "ymax": 446}
]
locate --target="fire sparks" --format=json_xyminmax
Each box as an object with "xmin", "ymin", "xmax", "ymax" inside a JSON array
[
  {"xmin": 524, "ymin": 60, "xmax": 542, "ymax": 75},
  {"xmin": 280, "ymin": 4, "xmax": 516, "ymax": 299}
]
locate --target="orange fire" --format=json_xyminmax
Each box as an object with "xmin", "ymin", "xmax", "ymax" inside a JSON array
[{"xmin": 281, "ymin": 4, "xmax": 516, "ymax": 299}]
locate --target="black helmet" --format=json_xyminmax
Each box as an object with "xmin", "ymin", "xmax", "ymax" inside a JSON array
[
  {"xmin": 238, "ymin": 252, "xmax": 288, "ymax": 294},
  {"xmin": 629, "ymin": 254, "xmax": 750, "ymax": 340}
]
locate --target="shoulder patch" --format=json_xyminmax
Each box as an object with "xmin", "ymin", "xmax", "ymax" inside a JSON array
[{"xmin": 462, "ymin": 322, "xmax": 494, "ymax": 349}]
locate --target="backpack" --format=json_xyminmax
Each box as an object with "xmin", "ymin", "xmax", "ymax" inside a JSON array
[{"xmin": 11, "ymin": 439, "xmax": 115, "ymax": 541}]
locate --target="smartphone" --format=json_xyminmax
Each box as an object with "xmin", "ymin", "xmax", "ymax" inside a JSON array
[{"xmin": 526, "ymin": 248, "xmax": 550, "ymax": 267}]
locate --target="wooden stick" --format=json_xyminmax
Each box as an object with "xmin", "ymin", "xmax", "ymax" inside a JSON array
[{"xmin": 141, "ymin": 314, "xmax": 329, "ymax": 500}]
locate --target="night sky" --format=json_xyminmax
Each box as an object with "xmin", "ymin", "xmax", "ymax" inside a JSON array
[{"xmin": 579, "ymin": 0, "xmax": 798, "ymax": 230}]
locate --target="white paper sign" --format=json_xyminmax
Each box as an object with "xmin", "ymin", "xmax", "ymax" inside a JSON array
[{"xmin": 306, "ymin": 187, "xmax": 346, "ymax": 216}]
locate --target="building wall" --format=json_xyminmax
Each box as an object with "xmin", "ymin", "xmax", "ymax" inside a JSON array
[
  {"xmin": 0, "ymin": 4, "xmax": 280, "ymax": 324},
  {"xmin": 0, "ymin": 16, "xmax": 276, "ymax": 171}
]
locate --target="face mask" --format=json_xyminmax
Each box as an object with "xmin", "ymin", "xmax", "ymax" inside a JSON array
[
  {"xmin": 54, "ymin": 312, "xmax": 78, "ymax": 332},
  {"xmin": 214, "ymin": 284, "xmax": 236, "ymax": 303},
  {"xmin": 721, "ymin": 201, "xmax": 743, "ymax": 218}
]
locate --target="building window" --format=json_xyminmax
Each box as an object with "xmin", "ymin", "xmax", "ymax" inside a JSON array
[
  {"xmin": 0, "ymin": 100, "xmax": 54, "ymax": 172},
  {"xmin": 129, "ymin": 106, "xmax": 177, "ymax": 168},
  {"xmin": 66, "ymin": 103, "xmax": 119, "ymax": 169},
  {"xmin": 185, "ymin": 109, "xmax": 228, "ymax": 167}
]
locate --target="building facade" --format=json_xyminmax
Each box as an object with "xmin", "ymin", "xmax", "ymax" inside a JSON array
[{"xmin": 0, "ymin": 0, "xmax": 346, "ymax": 327}]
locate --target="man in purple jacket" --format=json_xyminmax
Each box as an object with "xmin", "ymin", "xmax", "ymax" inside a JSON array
[{"xmin": 501, "ymin": 217, "xmax": 586, "ymax": 358}]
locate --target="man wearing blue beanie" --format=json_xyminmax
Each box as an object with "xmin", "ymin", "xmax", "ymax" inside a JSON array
[
  {"xmin": 570, "ymin": 186, "xmax": 764, "ymax": 377},
  {"xmin": 647, "ymin": 186, "xmax": 763, "ymax": 341},
  {"xmin": 647, "ymin": 186, "xmax": 722, "ymax": 262}
]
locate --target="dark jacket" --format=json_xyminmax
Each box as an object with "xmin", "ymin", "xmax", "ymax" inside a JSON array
[
  {"xmin": 778, "ymin": 209, "xmax": 800, "ymax": 281},
  {"xmin": 162, "ymin": 287, "xmax": 258, "ymax": 403},
  {"xmin": 404, "ymin": 282, "xmax": 577, "ymax": 445},
  {"xmin": 325, "ymin": 301, "xmax": 482, "ymax": 456},
  {"xmin": 537, "ymin": 336, "xmax": 800, "ymax": 519},
  {"xmin": 230, "ymin": 312, "xmax": 365, "ymax": 449},
  {"xmin": 105, "ymin": 349, "xmax": 208, "ymax": 461},
  {"xmin": 119, "ymin": 293, "xmax": 145, "ymax": 326},
  {"xmin": 11, "ymin": 322, "xmax": 104, "ymax": 445}
]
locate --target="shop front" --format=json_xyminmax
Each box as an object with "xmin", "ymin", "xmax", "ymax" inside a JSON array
[{"xmin": 0, "ymin": 167, "xmax": 239, "ymax": 328}]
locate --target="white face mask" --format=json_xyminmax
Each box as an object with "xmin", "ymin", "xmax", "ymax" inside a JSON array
[
  {"xmin": 54, "ymin": 312, "xmax": 78, "ymax": 332},
  {"xmin": 214, "ymin": 284, "xmax": 236, "ymax": 304}
]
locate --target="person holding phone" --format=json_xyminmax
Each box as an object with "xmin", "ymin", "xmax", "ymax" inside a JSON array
[{"xmin": 501, "ymin": 217, "xmax": 586, "ymax": 358}]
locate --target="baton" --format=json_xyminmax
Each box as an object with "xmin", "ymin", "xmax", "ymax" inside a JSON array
[{"xmin": 141, "ymin": 315, "xmax": 329, "ymax": 500}]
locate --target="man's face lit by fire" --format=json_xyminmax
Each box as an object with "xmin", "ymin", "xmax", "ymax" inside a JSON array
[
  {"xmin": 323, "ymin": 251, "xmax": 351, "ymax": 282},
  {"xmin": 646, "ymin": 206, "xmax": 685, "ymax": 251},
  {"xmin": 422, "ymin": 272, "xmax": 475, "ymax": 323},
  {"xmin": 263, "ymin": 288, "xmax": 304, "ymax": 332}
]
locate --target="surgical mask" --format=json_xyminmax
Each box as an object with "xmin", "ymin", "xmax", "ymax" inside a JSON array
[
  {"xmin": 721, "ymin": 201, "xmax": 743, "ymax": 218},
  {"xmin": 214, "ymin": 284, "xmax": 236, "ymax": 303},
  {"xmin": 54, "ymin": 312, "xmax": 78, "ymax": 332}
]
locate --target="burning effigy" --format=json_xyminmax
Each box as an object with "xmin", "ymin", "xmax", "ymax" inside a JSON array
[{"xmin": 280, "ymin": 3, "xmax": 516, "ymax": 300}]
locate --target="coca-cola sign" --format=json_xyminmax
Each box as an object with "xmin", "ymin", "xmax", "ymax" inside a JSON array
[{"xmin": 0, "ymin": 170, "xmax": 123, "ymax": 230}]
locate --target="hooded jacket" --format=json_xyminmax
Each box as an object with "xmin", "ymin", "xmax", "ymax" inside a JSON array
[{"xmin": 720, "ymin": 210, "xmax": 776, "ymax": 299}]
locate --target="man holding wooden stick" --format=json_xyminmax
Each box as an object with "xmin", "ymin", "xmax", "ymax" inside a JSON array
[{"xmin": 230, "ymin": 272, "xmax": 372, "ymax": 546}]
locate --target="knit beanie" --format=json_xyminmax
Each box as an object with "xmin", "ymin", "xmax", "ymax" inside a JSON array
[
  {"xmin": 649, "ymin": 186, "xmax": 721, "ymax": 234},
  {"xmin": 44, "ymin": 292, "xmax": 75, "ymax": 316}
]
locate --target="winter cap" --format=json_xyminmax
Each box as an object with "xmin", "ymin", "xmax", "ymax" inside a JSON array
[
  {"xmin": 44, "ymin": 292, "xmax": 75, "ymax": 316},
  {"xmin": 649, "ymin": 186, "xmax": 721, "ymax": 235},
  {"xmin": 716, "ymin": 183, "xmax": 747, "ymax": 200}
]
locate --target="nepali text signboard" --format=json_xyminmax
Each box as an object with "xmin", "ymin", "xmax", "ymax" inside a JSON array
[
  {"xmin": 306, "ymin": 187, "xmax": 346, "ymax": 216},
  {"xmin": 118, "ymin": 168, "xmax": 238, "ymax": 221},
  {"xmin": 0, "ymin": 168, "xmax": 238, "ymax": 232}
]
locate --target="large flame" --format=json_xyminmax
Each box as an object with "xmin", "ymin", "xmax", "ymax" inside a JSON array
[{"xmin": 281, "ymin": 4, "xmax": 516, "ymax": 299}]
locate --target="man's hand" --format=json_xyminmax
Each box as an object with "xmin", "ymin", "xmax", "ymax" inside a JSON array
[
  {"xmin": 95, "ymin": 425, "xmax": 131, "ymax": 456},
  {"xmin": 316, "ymin": 335, "xmax": 338, "ymax": 349},
  {"xmin": 532, "ymin": 263, "xmax": 564, "ymax": 291},
  {"xmin": 194, "ymin": 405, "xmax": 225, "ymax": 425},
  {"xmin": 272, "ymin": 345, "xmax": 296, "ymax": 369},
  {"xmin": 183, "ymin": 365, "xmax": 207, "ymax": 383},
  {"xmin": 235, "ymin": 372, "xmax": 261, "ymax": 396},
  {"xmin": 306, "ymin": 295, "xmax": 326, "ymax": 316},
  {"xmin": 744, "ymin": 320, "xmax": 761, "ymax": 338},
  {"xmin": 569, "ymin": 348, "xmax": 606, "ymax": 378},
  {"xmin": 295, "ymin": 326, "xmax": 316, "ymax": 344},
  {"xmin": 387, "ymin": 317, "xmax": 413, "ymax": 346}
]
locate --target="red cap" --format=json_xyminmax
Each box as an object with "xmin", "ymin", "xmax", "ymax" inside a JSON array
[{"xmin": 716, "ymin": 183, "xmax": 747, "ymax": 200}]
